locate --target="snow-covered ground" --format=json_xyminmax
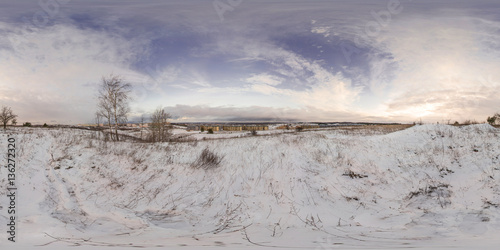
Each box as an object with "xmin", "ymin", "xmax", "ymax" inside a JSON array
[{"xmin": 0, "ymin": 124, "xmax": 499, "ymax": 249}]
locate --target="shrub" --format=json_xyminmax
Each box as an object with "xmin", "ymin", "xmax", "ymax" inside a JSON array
[
  {"xmin": 191, "ymin": 147, "xmax": 224, "ymax": 170},
  {"xmin": 23, "ymin": 122, "xmax": 32, "ymax": 127},
  {"xmin": 406, "ymin": 183, "xmax": 451, "ymax": 208},
  {"xmin": 201, "ymin": 127, "xmax": 205, "ymax": 132},
  {"xmin": 208, "ymin": 128, "xmax": 214, "ymax": 134},
  {"xmin": 487, "ymin": 113, "xmax": 499, "ymax": 125},
  {"xmin": 342, "ymin": 170, "xmax": 368, "ymax": 179},
  {"xmin": 43, "ymin": 123, "xmax": 48, "ymax": 127},
  {"xmin": 251, "ymin": 130, "xmax": 257, "ymax": 136},
  {"xmin": 462, "ymin": 119, "xmax": 479, "ymax": 125}
]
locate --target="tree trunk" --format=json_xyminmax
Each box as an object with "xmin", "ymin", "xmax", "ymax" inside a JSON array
[
  {"xmin": 115, "ymin": 125, "xmax": 119, "ymax": 141},
  {"xmin": 113, "ymin": 98, "xmax": 119, "ymax": 142},
  {"xmin": 114, "ymin": 117, "xmax": 119, "ymax": 142},
  {"xmin": 108, "ymin": 120, "xmax": 113, "ymax": 141}
]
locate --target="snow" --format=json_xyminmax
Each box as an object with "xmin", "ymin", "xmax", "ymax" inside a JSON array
[{"xmin": 0, "ymin": 124, "xmax": 499, "ymax": 249}]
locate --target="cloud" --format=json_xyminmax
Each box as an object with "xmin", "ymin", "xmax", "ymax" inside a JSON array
[
  {"xmin": 163, "ymin": 104, "xmax": 368, "ymax": 122},
  {"xmin": 386, "ymin": 77, "xmax": 500, "ymax": 121},
  {"xmin": 366, "ymin": 13, "xmax": 500, "ymax": 120},
  {"xmin": 0, "ymin": 22, "xmax": 148, "ymax": 123},
  {"xmin": 210, "ymin": 35, "xmax": 363, "ymax": 110},
  {"xmin": 311, "ymin": 26, "xmax": 331, "ymax": 37},
  {"xmin": 244, "ymin": 73, "xmax": 284, "ymax": 86}
]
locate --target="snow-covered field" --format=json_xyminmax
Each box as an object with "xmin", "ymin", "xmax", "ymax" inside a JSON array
[{"xmin": 1, "ymin": 124, "xmax": 499, "ymax": 249}]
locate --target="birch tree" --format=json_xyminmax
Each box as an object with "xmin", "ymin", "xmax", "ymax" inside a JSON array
[{"xmin": 96, "ymin": 75, "xmax": 131, "ymax": 141}]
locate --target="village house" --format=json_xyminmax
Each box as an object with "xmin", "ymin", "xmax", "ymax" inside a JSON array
[
  {"xmin": 222, "ymin": 126, "xmax": 243, "ymax": 131},
  {"xmin": 243, "ymin": 125, "xmax": 269, "ymax": 131}
]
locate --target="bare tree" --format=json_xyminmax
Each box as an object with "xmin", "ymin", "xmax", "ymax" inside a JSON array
[
  {"xmin": 148, "ymin": 107, "xmax": 171, "ymax": 142},
  {"xmin": 0, "ymin": 106, "xmax": 18, "ymax": 129},
  {"xmin": 96, "ymin": 75, "xmax": 131, "ymax": 141}
]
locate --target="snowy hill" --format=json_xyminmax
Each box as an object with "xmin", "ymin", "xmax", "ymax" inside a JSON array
[{"xmin": 0, "ymin": 124, "xmax": 499, "ymax": 249}]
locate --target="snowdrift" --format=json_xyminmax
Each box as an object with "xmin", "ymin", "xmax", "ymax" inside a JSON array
[{"xmin": 0, "ymin": 124, "xmax": 499, "ymax": 249}]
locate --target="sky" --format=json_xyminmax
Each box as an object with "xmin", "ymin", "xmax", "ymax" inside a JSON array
[{"xmin": 1, "ymin": 0, "xmax": 500, "ymax": 124}]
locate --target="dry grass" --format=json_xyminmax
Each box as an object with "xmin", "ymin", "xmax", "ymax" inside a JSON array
[{"xmin": 321, "ymin": 124, "xmax": 414, "ymax": 135}]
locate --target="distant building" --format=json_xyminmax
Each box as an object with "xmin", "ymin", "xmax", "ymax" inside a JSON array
[
  {"xmin": 201, "ymin": 125, "xmax": 220, "ymax": 132},
  {"xmin": 188, "ymin": 124, "xmax": 271, "ymax": 132},
  {"xmin": 187, "ymin": 125, "xmax": 200, "ymax": 131},
  {"xmin": 276, "ymin": 125, "xmax": 290, "ymax": 130},
  {"xmin": 243, "ymin": 125, "xmax": 269, "ymax": 131},
  {"xmin": 223, "ymin": 126, "xmax": 243, "ymax": 131}
]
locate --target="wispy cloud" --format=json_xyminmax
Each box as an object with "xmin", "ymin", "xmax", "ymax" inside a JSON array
[{"xmin": 244, "ymin": 73, "xmax": 284, "ymax": 86}]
